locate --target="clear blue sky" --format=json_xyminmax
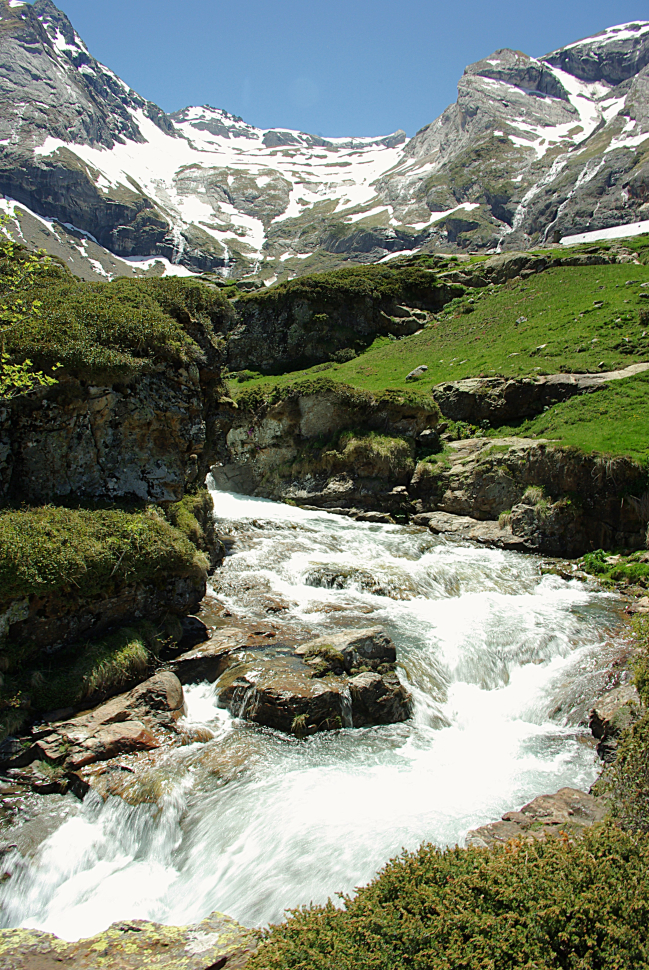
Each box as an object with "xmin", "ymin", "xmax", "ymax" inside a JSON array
[{"xmin": 51, "ymin": 0, "xmax": 649, "ymax": 137}]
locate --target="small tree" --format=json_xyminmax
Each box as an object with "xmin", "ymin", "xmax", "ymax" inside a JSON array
[{"xmin": 0, "ymin": 214, "xmax": 60, "ymax": 400}]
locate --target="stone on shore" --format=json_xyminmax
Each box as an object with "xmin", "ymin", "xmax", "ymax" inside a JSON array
[
  {"xmin": 589, "ymin": 684, "xmax": 642, "ymax": 763},
  {"xmin": 30, "ymin": 672, "xmax": 186, "ymax": 772},
  {"xmin": 466, "ymin": 787, "xmax": 608, "ymax": 848},
  {"xmin": 0, "ymin": 908, "xmax": 257, "ymax": 969}
]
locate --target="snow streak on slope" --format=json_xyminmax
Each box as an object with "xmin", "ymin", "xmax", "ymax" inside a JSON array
[{"xmin": 33, "ymin": 105, "xmax": 405, "ymax": 268}]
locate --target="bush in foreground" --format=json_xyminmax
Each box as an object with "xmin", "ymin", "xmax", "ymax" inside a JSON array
[{"xmin": 248, "ymin": 827, "xmax": 649, "ymax": 970}]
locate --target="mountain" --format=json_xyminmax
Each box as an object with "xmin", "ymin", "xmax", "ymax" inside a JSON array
[{"xmin": 0, "ymin": 1, "xmax": 648, "ymax": 282}]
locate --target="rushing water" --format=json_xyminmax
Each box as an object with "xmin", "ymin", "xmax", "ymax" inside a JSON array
[{"xmin": 1, "ymin": 490, "xmax": 628, "ymax": 940}]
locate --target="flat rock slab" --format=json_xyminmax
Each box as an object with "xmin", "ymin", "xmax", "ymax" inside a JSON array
[
  {"xmin": 0, "ymin": 908, "xmax": 257, "ymax": 969},
  {"xmin": 412, "ymin": 510, "xmax": 530, "ymax": 551},
  {"xmin": 466, "ymin": 787, "xmax": 608, "ymax": 848}
]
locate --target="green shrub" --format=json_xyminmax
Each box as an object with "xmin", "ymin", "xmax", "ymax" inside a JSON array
[
  {"xmin": 248, "ymin": 827, "xmax": 649, "ymax": 970},
  {"xmin": 0, "ymin": 247, "xmax": 230, "ymax": 380}
]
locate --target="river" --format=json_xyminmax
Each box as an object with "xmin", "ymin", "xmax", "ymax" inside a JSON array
[{"xmin": 0, "ymin": 489, "xmax": 627, "ymax": 940}]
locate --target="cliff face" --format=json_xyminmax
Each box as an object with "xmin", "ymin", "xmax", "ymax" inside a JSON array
[{"xmin": 0, "ymin": 367, "xmax": 224, "ymax": 506}]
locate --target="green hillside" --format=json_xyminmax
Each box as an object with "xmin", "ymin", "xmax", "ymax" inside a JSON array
[{"xmin": 229, "ymin": 238, "xmax": 649, "ymax": 459}]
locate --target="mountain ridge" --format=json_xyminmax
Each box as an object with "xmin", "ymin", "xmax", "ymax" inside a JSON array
[{"xmin": 0, "ymin": 2, "xmax": 648, "ymax": 281}]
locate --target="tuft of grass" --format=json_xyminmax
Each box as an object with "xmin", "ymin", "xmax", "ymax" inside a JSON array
[{"xmin": 522, "ymin": 485, "xmax": 545, "ymax": 505}]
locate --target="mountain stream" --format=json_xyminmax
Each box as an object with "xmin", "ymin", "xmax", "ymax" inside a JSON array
[{"xmin": 0, "ymin": 489, "xmax": 629, "ymax": 940}]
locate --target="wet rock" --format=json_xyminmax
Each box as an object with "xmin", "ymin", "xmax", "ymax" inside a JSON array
[
  {"xmin": 294, "ymin": 627, "xmax": 396, "ymax": 671},
  {"xmin": 354, "ymin": 511, "xmax": 394, "ymax": 524},
  {"xmin": 30, "ymin": 672, "xmax": 186, "ymax": 772},
  {"xmin": 590, "ymin": 685, "xmax": 643, "ymax": 763},
  {"xmin": 0, "ymin": 908, "xmax": 258, "ymax": 969},
  {"xmin": 418, "ymin": 510, "xmax": 531, "ymax": 551},
  {"xmin": 171, "ymin": 627, "xmax": 250, "ymax": 683},
  {"xmin": 466, "ymin": 787, "xmax": 608, "ymax": 848},
  {"xmin": 217, "ymin": 627, "xmax": 412, "ymax": 735}
]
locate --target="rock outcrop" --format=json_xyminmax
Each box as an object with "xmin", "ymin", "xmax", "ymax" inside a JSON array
[
  {"xmin": 432, "ymin": 363, "xmax": 649, "ymax": 427},
  {"xmin": 0, "ymin": 368, "xmax": 226, "ymax": 507},
  {"xmin": 22, "ymin": 671, "xmax": 186, "ymax": 775},
  {"xmin": 0, "ymin": 908, "xmax": 257, "ymax": 970},
  {"xmin": 409, "ymin": 437, "xmax": 647, "ymax": 556},
  {"xmin": 466, "ymin": 788, "xmax": 608, "ymax": 848},
  {"xmin": 216, "ymin": 627, "xmax": 413, "ymax": 735},
  {"xmin": 589, "ymin": 684, "xmax": 643, "ymax": 762},
  {"xmin": 211, "ymin": 382, "xmax": 438, "ymax": 512}
]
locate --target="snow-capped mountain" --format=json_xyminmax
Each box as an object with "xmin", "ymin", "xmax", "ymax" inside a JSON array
[{"xmin": 1, "ymin": 0, "xmax": 648, "ymax": 281}]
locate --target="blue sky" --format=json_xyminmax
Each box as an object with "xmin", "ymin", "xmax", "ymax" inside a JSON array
[{"xmin": 53, "ymin": 0, "xmax": 649, "ymax": 137}]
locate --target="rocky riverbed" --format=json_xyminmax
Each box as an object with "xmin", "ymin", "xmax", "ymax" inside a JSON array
[{"xmin": 0, "ymin": 490, "xmax": 637, "ymax": 943}]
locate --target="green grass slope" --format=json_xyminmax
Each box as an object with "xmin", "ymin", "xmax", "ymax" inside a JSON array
[{"xmin": 230, "ymin": 239, "xmax": 649, "ymax": 459}]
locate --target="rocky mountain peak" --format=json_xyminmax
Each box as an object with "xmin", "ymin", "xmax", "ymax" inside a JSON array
[
  {"xmin": 1, "ymin": 7, "xmax": 649, "ymax": 281},
  {"xmin": 465, "ymin": 48, "xmax": 571, "ymax": 101},
  {"xmin": 544, "ymin": 21, "xmax": 649, "ymax": 84}
]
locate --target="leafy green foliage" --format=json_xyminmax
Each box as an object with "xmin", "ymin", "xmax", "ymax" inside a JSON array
[
  {"xmin": 0, "ymin": 505, "xmax": 207, "ymax": 608},
  {"xmin": 248, "ymin": 827, "xmax": 649, "ymax": 970},
  {"xmin": 0, "ymin": 222, "xmax": 62, "ymax": 399}
]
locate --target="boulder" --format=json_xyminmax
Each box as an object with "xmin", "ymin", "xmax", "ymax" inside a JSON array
[
  {"xmin": 406, "ymin": 365, "xmax": 429, "ymax": 382},
  {"xmin": 466, "ymin": 787, "xmax": 608, "ymax": 848},
  {"xmin": 217, "ymin": 627, "xmax": 412, "ymax": 735},
  {"xmin": 294, "ymin": 627, "xmax": 396, "ymax": 671},
  {"xmin": 171, "ymin": 627, "xmax": 249, "ymax": 683}
]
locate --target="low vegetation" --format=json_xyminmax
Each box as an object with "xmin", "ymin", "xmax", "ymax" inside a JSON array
[
  {"xmin": 0, "ymin": 618, "xmax": 175, "ymax": 738},
  {"xmin": 0, "ymin": 242, "xmax": 230, "ymax": 381},
  {"xmin": 0, "ymin": 505, "xmax": 207, "ymax": 609},
  {"xmin": 233, "ymin": 239, "xmax": 649, "ymax": 400},
  {"xmin": 247, "ymin": 826, "xmax": 649, "ymax": 970}
]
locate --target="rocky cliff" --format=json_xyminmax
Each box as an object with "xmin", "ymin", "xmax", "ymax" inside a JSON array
[{"xmin": 1, "ymin": 3, "xmax": 649, "ymax": 280}]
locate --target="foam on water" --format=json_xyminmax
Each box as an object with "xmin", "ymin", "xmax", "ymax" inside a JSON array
[{"xmin": 1, "ymin": 491, "xmax": 624, "ymax": 939}]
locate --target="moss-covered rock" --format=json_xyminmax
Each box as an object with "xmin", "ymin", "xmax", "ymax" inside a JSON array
[{"xmin": 0, "ymin": 908, "xmax": 257, "ymax": 969}]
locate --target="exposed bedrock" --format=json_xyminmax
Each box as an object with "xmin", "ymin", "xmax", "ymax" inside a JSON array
[
  {"xmin": 409, "ymin": 437, "xmax": 647, "ymax": 556},
  {"xmin": 0, "ymin": 367, "xmax": 230, "ymax": 507},
  {"xmin": 210, "ymin": 385, "xmax": 437, "ymax": 512},
  {"xmin": 466, "ymin": 788, "xmax": 609, "ymax": 848},
  {"xmin": 432, "ymin": 364, "xmax": 649, "ymax": 426},
  {"xmin": 224, "ymin": 278, "xmax": 461, "ymax": 373}
]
